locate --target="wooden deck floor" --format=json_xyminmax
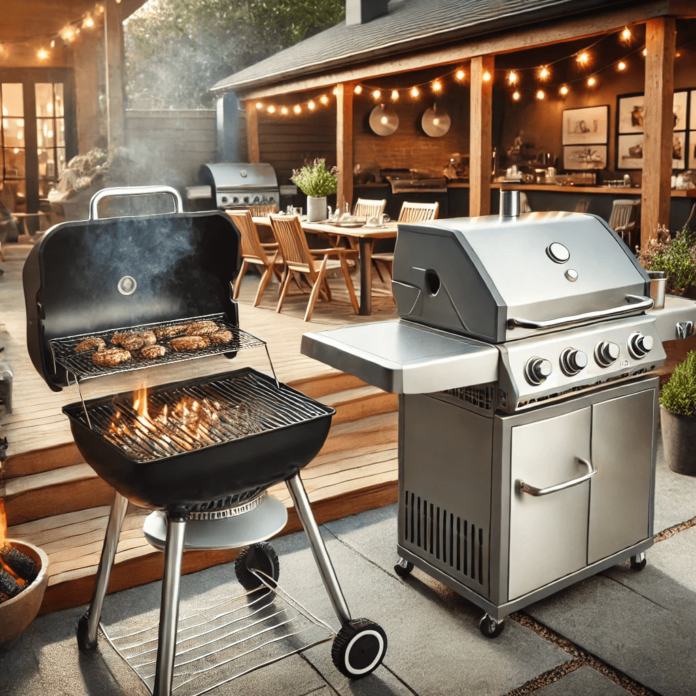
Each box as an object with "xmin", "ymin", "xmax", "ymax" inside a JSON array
[{"xmin": 0, "ymin": 241, "xmax": 400, "ymax": 614}]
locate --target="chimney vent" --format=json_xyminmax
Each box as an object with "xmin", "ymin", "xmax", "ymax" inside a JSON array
[{"xmin": 346, "ymin": 0, "xmax": 389, "ymax": 25}]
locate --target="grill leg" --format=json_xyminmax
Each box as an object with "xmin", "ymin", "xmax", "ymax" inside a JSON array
[
  {"xmin": 286, "ymin": 474, "xmax": 352, "ymax": 626},
  {"xmin": 77, "ymin": 491, "xmax": 128, "ymax": 651},
  {"xmin": 153, "ymin": 514, "xmax": 187, "ymax": 696}
]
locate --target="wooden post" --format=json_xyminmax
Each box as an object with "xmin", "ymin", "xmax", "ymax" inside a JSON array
[
  {"xmin": 641, "ymin": 17, "xmax": 676, "ymax": 245},
  {"xmin": 336, "ymin": 83, "xmax": 354, "ymax": 211},
  {"xmin": 104, "ymin": 0, "xmax": 126, "ymax": 149},
  {"xmin": 469, "ymin": 55, "xmax": 495, "ymax": 217},
  {"xmin": 245, "ymin": 101, "xmax": 260, "ymax": 163}
]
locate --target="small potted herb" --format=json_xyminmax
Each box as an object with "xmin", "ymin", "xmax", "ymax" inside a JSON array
[
  {"xmin": 290, "ymin": 159, "xmax": 338, "ymax": 222},
  {"xmin": 638, "ymin": 224, "xmax": 696, "ymax": 297},
  {"xmin": 660, "ymin": 350, "xmax": 696, "ymax": 475}
]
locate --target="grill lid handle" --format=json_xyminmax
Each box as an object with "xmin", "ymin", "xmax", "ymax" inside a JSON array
[
  {"xmin": 89, "ymin": 185, "xmax": 184, "ymax": 220},
  {"xmin": 507, "ymin": 294, "xmax": 654, "ymax": 330},
  {"xmin": 518, "ymin": 457, "xmax": 597, "ymax": 497}
]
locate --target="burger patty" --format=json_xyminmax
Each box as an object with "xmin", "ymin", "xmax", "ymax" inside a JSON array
[
  {"xmin": 170, "ymin": 336, "xmax": 211, "ymax": 352},
  {"xmin": 210, "ymin": 330, "xmax": 233, "ymax": 345},
  {"xmin": 186, "ymin": 320, "xmax": 219, "ymax": 336},
  {"xmin": 141, "ymin": 345, "xmax": 167, "ymax": 359},
  {"xmin": 92, "ymin": 348, "xmax": 132, "ymax": 367},
  {"xmin": 75, "ymin": 337, "xmax": 106, "ymax": 353},
  {"xmin": 155, "ymin": 324, "xmax": 189, "ymax": 339}
]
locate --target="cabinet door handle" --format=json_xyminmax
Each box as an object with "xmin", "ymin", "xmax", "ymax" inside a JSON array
[{"xmin": 518, "ymin": 457, "xmax": 597, "ymax": 497}]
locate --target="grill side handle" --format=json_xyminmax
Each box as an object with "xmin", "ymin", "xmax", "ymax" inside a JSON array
[
  {"xmin": 89, "ymin": 186, "xmax": 184, "ymax": 220},
  {"xmin": 518, "ymin": 457, "xmax": 597, "ymax": 497},
  {"xmin": 507, "ymin": 294, "xmax": 653, "ymax": 331}
]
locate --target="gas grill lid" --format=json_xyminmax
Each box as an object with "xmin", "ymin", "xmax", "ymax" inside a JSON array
[
  {"xmin": 392, "ymin": 211, "xmax": 651, "ymax": 344},
  {"xmin": 23, "ymin": 186, "xmax": 242, "ymax": 391},
  {"xmin": 199, "ymin": 163, "xmax": 278, "ymax": 192}
]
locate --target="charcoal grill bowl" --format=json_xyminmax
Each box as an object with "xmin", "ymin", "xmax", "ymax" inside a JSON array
[{"xmin": 62, "ymin": 369, "xmax": 334, "ymax": 511}]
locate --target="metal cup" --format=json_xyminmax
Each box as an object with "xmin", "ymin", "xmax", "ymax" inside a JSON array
[{"xmin": 647, "ymin": 270, "xmax": 666, "ymax": 310}]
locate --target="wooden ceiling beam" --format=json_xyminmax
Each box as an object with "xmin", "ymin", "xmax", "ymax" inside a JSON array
[{"xmin": 234, "ymin": 1, "xmax": 674, "ymax": 101}]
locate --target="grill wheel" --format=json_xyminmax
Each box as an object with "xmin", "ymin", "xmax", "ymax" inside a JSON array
[
  {"xmin": 234, "ymin": 542, "xmax": 280, "ymax": 590},
  {"xmin": 331, "ymin": 618, "xmax": 388, "ymax": 679}
]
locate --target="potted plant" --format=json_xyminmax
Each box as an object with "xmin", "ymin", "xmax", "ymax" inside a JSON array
[
  {"xmin": 660, "ymin": 350, "xmax": 696, "ymax": 475},
  {"xmin": 290, "ymin": 158, "xmax": 338, "ymax": 222},
  {"xmin": 638, "ymin": 224, "xmax": 696, "ymax": 298}
]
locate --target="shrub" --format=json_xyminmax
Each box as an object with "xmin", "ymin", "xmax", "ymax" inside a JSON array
[
  {"xmin": 661, "ymin": 351, "xmax": 696, "ymax": 417},
  {"xmin": 638, "ymin": 224, "xmax": 696, "ymax": 296},
  {"xmin": 291, "ymin": 159, "xmax": 338, "ymax": 198}
]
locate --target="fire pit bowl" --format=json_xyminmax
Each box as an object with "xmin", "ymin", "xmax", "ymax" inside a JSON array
[{"xmin": 0, "ymin": 540, "xmax": 49, "ymax": 644}]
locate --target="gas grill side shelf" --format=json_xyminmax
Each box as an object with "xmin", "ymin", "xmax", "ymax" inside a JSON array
[
  {"xmin": 301, "ymin": 320, "xmax": 499, "ymax": 394},
  {"xmin": 648, "ymin": 295, "xmax": 696, "ymax": 342}
]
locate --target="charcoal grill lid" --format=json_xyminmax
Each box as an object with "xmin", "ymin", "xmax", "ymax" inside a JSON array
[
  {"xmin": 302, "ymin": 320, "xmax": 499, "ymax": 393},
  {"xmin": 23, "ymin": 188, "xmax": 242, "ymax": 390}
]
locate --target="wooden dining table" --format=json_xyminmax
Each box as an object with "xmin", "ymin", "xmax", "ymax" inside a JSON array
[{"xmin": 253, "ymin": 216, "xmax": 398, "ymax": 316}]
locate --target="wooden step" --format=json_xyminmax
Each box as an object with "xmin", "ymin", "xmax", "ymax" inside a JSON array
[
  {"xmin": 8, "ymin": 446, "xmax": 399, "ymax": 616},
  {"xmin": 317, "ymin": 385, "xmax": 398, "ymax": 425},
  {"xmin": 319, "ymin": 412, "xmax": 398, "ymax": 456}
]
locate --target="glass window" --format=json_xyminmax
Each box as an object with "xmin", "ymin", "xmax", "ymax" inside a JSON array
[
  {"xmin": 4, "ymin": 118, "xmax": 25, "ymax": 147},
  {"xmin": 35, "ymin": 83, "xmax": 54, "ymax": 118},
  {"xmin": 56, "ymin": 147, "xmax": 66, "ymax": 176},
  {"xmin": 4, "ymin": 148, "xmax": 26, "ymax": 178},
  {"xmin": 1, "ymin": 84, "xmax": 24, "ymax": 117},
  {"xmin": 37, "ymin": 118, "xmax": 55, "ymax": 148},
  {"xmin": 54, "ymin": 83, "xmax": 64, "ymax": 118},
  {"xmin": 56, "ymin": 119, "xmax": 65, "ymax": 147}
]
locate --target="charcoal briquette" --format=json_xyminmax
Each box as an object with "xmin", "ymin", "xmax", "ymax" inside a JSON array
[
  {"xmin": 0, "ymin": 566, "xmax": 21, "ymax": 598},
  {"xmin": 0, "ymin": 545, "xmax": 37, "ymax": 582}
]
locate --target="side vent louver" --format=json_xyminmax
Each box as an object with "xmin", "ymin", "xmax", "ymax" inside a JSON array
[{"xmin": 404, "ymin": 491, "xmax": 484, "ymax": 585}]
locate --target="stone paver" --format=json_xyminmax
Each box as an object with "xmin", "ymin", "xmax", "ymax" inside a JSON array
[
  {"xmin": 535, "ymin": 666, "xmax": 631, "ymax": 695},
  {"xmin": 653, "ymin": 432, "xmax": 696, "ymax": 533}
]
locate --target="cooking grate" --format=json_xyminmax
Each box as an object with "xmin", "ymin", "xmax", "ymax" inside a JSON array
[
  {"xmin": 49, "ymin": 313, "xmax": 266, "ymax": 382},
  {"xmin": 69, "ymin": 370, "xmax": 332, "ymax": 463},
  {"xmin": 101, "ymin": 572, "xmax": 334, "ymax": 696}
]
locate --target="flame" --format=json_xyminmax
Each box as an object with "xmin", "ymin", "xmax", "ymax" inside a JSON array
[{"xmin": 0, "ymin": 498, "xmax": 6, "ymax": 545}]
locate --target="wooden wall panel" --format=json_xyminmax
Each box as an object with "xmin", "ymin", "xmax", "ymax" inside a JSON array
[{"xmin": 470, "ymin": 55, "xmax": 495, "ymax": 216}]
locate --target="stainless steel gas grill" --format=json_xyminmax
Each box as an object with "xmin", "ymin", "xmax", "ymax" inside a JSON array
[
  {"xmin": 302, "ymin": 190, "xmax": 696, "ymax": 639},
  {"xmin": 23, "ymin": 186, "xmax": 387, "ymax": 696},
  {"xmin": 198, "ymin": 162, "xmax": 280, "ymax": 210}
]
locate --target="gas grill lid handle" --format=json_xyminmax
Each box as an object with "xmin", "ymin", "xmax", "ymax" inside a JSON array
[
  {"xmin": 89, "ymin": 185, "xmax": 184, "ymax": 220},
  {"xmin": 507, "ymin": 294, "xmax": 653, "ymax": 331},
  {"xmin": 518, "ymin": 457, "xmax": 597, "ymax": 497}
]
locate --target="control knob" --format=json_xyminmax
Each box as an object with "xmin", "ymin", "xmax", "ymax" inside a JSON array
[
  {"xmin": 595, "ymin": 341, "xmax": 620, "ymax": 367},
  {"xmin": 560, "ymin": 348, "xmax": 588, "ymax": 376},
  {"xmin": 525, "ymin": 357, "xmax": 553, "ymax": 386},
  {"xmin": 232, "ymin": 196, "xmax": 239, "ymax": 204},
  {"xmin": 243, "ymin": 196, "xmax": 250, "ymax": 203},
  {"xmin": 221, "ymin": 196, "xmax": 228, "ymax": 203},
  {"xmin": 628, "ymin": 332, "xmax": 654, "ymax": 359}
]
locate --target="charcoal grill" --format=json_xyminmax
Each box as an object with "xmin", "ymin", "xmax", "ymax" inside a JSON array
[
  {"xmin": 302, "ymin": 190, "xmax": 696, "ymax": 639},
  {"xmin": 23, "ymin": 186, "xmax": 387, "ymax": 695}
]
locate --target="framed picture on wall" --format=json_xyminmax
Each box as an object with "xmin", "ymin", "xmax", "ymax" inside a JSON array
[
  {"xmin": 690, "ymin": 92, "xmax": 696, "ymax": 130},
  {"xmin": 618, "ymin": 91, "xmax": 689, "ymax": 133},
  {"xmin": 563, "ymin": 145, "xmax": 608, "ymax": 170},
  {"xmin": 562, "ymin": 106, "xmax": 609, "ymax": 145},
  {"xmin": 617, "ymin": 132, "xmax": 686, "ymax": 169},
  {"xmin": 690, "ymin": 132, "xmax": 696, "ymax": 168}
]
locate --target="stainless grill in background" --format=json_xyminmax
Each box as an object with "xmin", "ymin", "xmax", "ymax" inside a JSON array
[
  {"xmin": 196, "ymin": 163, "xmax": 280, "ymax": 211},
  {"xmin": 302, "ymin": 189, "xmax": 696, "ymax": 639}
]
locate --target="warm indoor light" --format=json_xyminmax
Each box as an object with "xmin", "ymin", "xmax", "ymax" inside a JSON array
[
  {"xmin": 391, "ymin": 90, "xmax": 399, "ymax": 100},
  {"xmin": 294, "ymin": 105, "xmax": 301, "ymax": 114},
  {"xmin": 256, "ymin": 102, "xmax": 263, "ymax": 109},
  {"xmin": 512, "ymin": 91, "xmax": 520, "ymax": 101},
  {"xmin": 622, "ymin": 27, "xmax": 632, "ymax": 41},
  {"xmin": 618, "ymin": 61, "xmax": 627, "ymax": 71},
  {"xmin": 372, "ymin": 89, "xmax": 381, "ymax": 99},
  {"xmin": 354, "ymin": 85, "xmax": 363, "ymax": 94},
  {"xmin": 97, "ymin": 4, "xmax": 104, "ymax": 13},
  {"xmin": 50, "ymin": 40, "xmax": 55, "ymax": 48},
  {"xmin": 432, "ymin": 80, "xmax": 442, "ymax": 92},
  {"xmin": 560, "ymin": 85, "xmax": 569, "ymax": 96},
  {"xmin": 676, "ymin": 52, "xmax": 682, "ymax": 58},
  {"xmin": 267, "ymin": 105, "xmax": 275, "ymax": 114},
  {"xmin": 455, "ymin": 69, "xmax": 465, "ymax": 81},
  {"xmin": 483, "ymin": 71, "xmax": 491, "ymax": 82},
  {"xmin": 642, "ymin": 48, "xmax": 647, "ymax": 57},
  {"xmin": 333, "ymin": 87, "xmax": 338, "ymax": 95},
  {"xmin": 281, "ymin": 107, "xmax": 288, "ymax": 115},
  {"xmin": 308, "ymin": 100, "xmax": 315, "ymax": 110},
  {"xmin": 320, "ymin": 95, "xmax": 328, "ymax": 105},
  {"xmin": 508, "ymin": 71, "xmax": 517, "ymax": 85},
  {"xmin": 61, "ymin": 26, "xmax": 76, "ymax": 42},
  {"xmin": 588, "ymin": 76, "xmax": 596, "ymax": 86},
  {"xmin": 577, "ymin": 51, "xmax": 590, "ymax": 66},
  {"xmin": 381, "ymin": 116, "xmax": 388, "ymax": 124},
  {"xmin": 84, "ymin": 16, "xmax": 94, "ymax": 28},
  {"xmin": 536, "ymin": 90, "xmax": 545, "ymax": 100},
  {"xmin": 411, "ymin": 86, "xmax": 420, "ymax": 97},
  {"xmin": 539, "ymin": 66, "xmax": 550, "ymax": 80},
  {"xmin": 37, "ymin": 48, "xmax": 49, "ymax": 60}
]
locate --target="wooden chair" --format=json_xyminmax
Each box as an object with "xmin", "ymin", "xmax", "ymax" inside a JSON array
[
  {"xmin": 269, "ymin": 214, "xmax": 359, "ymax": 321},
  {"xmin": 372, "ymin": 201, "xmax": 440, "ymax": 278},
  {"xmin": 608, "ymin": 199, "xmax": 641, "ymax": 247},
  {"xmin": 226, "ymin": 210, "xmax": 284, "ymax": 307},
  {"xmin": 248, "ymin": 204, "xmax": 278, "ymax": 217},
  {"xmin": 353, "ymin": 198, "xmax": 386, "ymax": 220}
]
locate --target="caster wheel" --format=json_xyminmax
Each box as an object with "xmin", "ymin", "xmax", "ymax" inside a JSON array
[
  {"xmin": 235, "ymin": 542, "xmax": 280, "ymax": 590},
  {"xmin": 479, "ymin": 614, "xmax": 505, "ymax": 639},
  {"xmin": 76, "ymin": 610, "xmax": 97, "ymax": 652},
  {"xmin": 332, "ymin": 618, "xmax": 388, "ymax": 679},
  {"xmin": 394, "ymin": 559, "xmax": 414, "ymax": 578},
  {"xmin": 630, "ymin": 552, "xmax": 647, "ymax": 571}
]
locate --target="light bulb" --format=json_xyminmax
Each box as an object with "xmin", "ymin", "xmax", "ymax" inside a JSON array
[
  {"xmin": 618, "ymin": 61, "xmax": 627, "ymax": 71},
  {"xmin": 354, "ymin": 85, "xmax": 363, "ymax": 94},
  {"xmin": 483, "ymin": 71, "xmax": 491, "ymax": 82},
  {"xmin": 256, "ymin": 102, "xmax": 263, "ymax": 109},
  {"xmin": 411, "ymin": 86, "xmax": 419, "ymax": 97},
  {"xmin": 432, "ymin": 80, "xmax": 442, "ymax": 92},
  {"xmin": 373, "ymin": 90, "xmax": 381, "ymax": 100},
  {"xmin": 267, "ymin": 106, "xmax": 275, "ymax": 114},
  {"xmin": 391, "ymin": 90, "xmax": 399, "ymax": 100},
  {"xmin": 455, "ymin": 69, "xmax": 465, "ymax": 81},
  {"xmin": 622, "ymin": 27, "xmax": 631, "ymax": 41},
  {"xmin": 333, "ymin": 87, "xmax": 338, "ymax": 95},
  {"xmin": 50, "ymin": 40, "xmax": 55, "ymax": 48},
  {"xmin": 37, "ymin": 49, "xmax": 49, "ymax": 60},
  {"xmin": 85, "ymin": 16, "xmax": 94, "ymax": 28},
  {"xmin": 560, "ymin": 85, "xmax": 569, "ymax": 96},
  {"xmin": 577, "ymin": 52, "xmax": 590, "ymax": 66},
  {"xmin": 381, "ymin": 116, "xmax": 388, "ymax": 125},
  {"xmin": 588, "ymin": 76, "xmax": 596, "ymax": 86},
  {"xmin": 642, "ymin": 48, "xmax": 647, "ymax": 57},
  {"xmin": 308, "ymin": 100, "xmax": 315, "ymax": 110},
  {"xmin": 513, "ymin": 91, "xmax": 520, "ymax": 101},
  {"xmin": 320, "ymin": 95, "xmax": 328, "ymax": 105},
  {"xmin": 539, "ymin": 66, "xmax": 550, "ymax": 81},
  {"xmin": 433, "ymin": 118, "xmax": 440, "ymax": 125},
  {"xmin": 281, "ymin": 107, "xmax": 288, "ymax": 115},
  {"xmin": 294, "ymin": 105, "xmax": 301, "ymax": 114},
  {"xmin": 536, "ymin": 90, "xmax": 545, "ymax": 100},
  {"xmin": 508, "ymin": 71, "xmax": 517, "ymax": 85}
]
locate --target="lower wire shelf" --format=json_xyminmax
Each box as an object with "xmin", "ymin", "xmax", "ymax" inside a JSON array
[{"xmin": 100, "ymin": 572, "xmax": 335, "ymax": 696}]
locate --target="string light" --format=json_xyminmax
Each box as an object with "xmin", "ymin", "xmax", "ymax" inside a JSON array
[
  {"xmin": 294, "ymin": 105, "xmax": 301, "ymax": 114},
  {"xmin": 513, "ymin": 91, "xmax": 520, "ymax": 101},
  {"xmin": 333, "ymin": 87, "xmax": 338, "ymax": 95},
  {"xmin": 84, "ymin": 16, "xmax": 94, "ymax": 28},
  {"xmin": 588, "ymin": 76, "xmax": 597, "ymax": 86},
  {"xmin": 372, "ymin": 89, "xmax": 381, "ymax": 100},
  {"xmin": 483, "ymin": 71, "xmax": 491, "ymax": 82},
  {"xmin": 621, "ymin": 27, "xmax": 632, "ymax": 41},
  {"xmin": 432, "ymin": 80, "xmax": 442, "ymax": 92},
  {"xmin": 642, "ymin": 48, "xmax": 647, "ymax": 57},
  {"xmin": 354, "ymin": 85, "xmax": 363, "ymax": 94},
  {"xmin": 391, "ymin": 90, "xmax": 399, "ymax": 101},
  {"xmin": 320, "ymin": 95, "xmax": 329, "ymax": 105},
  {"xmin": 50, "ymin": 40, "xmax": 55, "ymax": 48},
  {"xmin": 618, "ymin": 61, "xmax": 627, "ymax": 71},
  {"xmin": 577, "ymin": 51, "xmax": 590, "ymax": 66},
  {"xmin": 536, "ymin": 90, "xmax": 545, "ymax": 100},
  {"xmin": 539, "ymin": 66, "xmax": 550, "ymax": 81},
  {"xmin": 37, "ymin": 48, "xmax": 49, "ymax": 60},
  {"xmin": 508, "ymin": 71, "xmax": 518, "ymax": 85},
  {"xmin": 560, "ymin": 85, "xmax": 569, "ymax": 96},
  {"xmin": 410, "ymin": 86, "xmax": 419, "ymax": 97},
  {"xmin": 308, "ymin": 100, "xmax": 315, "ymax": 110},
  {"xmin": 255, "ymin": 102, "xmax": 263, "ymax": 109},
  {"xmin": 455, "ymin": 69, "xmax": 465, "ymax": 81},
  {"xmin": 281, "ymin": 107, "xmax": 288, "ymax": 115},
  {"xmin": 267, "ymin": 105, "xmax": 275, "ymax": 114}
]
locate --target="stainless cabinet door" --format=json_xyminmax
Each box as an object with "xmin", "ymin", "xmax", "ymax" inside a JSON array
[
  {"xmin": 588, "ymin": 388, "xmax": 655, "ymax": 564},
  {"xmin": 509, "ymin": 407, "xmax": 591, "ymax": 600}
]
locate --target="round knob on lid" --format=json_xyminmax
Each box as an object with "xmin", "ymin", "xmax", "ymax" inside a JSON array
[
  {"xmin": 628, "ymin": 333, "xmax": 654, "ymax": 359},
  {"xmin": 561, "ymin": 348, "xmax": 588, "ymax": 375},
  {"xmin": 595, "ymin": 341, "xmax": 620, "ymax": 367},
  {"xmin": 525, "ymin": 357, "xmax": 553, "ymax": 386}
]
